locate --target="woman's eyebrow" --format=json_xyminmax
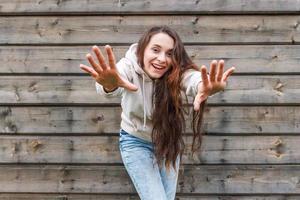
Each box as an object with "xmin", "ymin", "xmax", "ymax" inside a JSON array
[
  {"xmin": 152, "ymin": 44, "xmax": 173, "ymax": 51},
  {"xmin": 152, "ymin": 44, "xmax": 161, "ymax": 48}
]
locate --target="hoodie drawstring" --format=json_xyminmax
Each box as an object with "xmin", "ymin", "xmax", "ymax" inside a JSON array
[{"xmin": 142, "ymin": 74, "xmax": 146, "ymax": 130}]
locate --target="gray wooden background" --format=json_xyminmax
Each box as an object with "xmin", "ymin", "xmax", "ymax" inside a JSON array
[{"xmin": 0, "ymin": 0, "xmax": 299, "ymax": 199}]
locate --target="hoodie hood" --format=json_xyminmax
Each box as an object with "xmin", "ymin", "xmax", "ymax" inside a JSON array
[
  {"xmin": 124, "ymin": 43, "xmax": 152, "ymax": 81},
  {"xmin": 124, "ymin": 43, "xmax": 153, "ymax": 130}
]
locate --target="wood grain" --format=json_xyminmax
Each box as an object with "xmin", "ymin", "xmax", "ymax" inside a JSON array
[
  {"xmin": 0, "ymin": 106, "xmax": 298, "ymax": 134},
  {"xmin": 0, "ymin": 165, "xmax": 299, "ymax": 194},
  {"xmin": 0, "ymin": 45, "xmax": 299, "ymax": 74},
  {"xmin": 0, "ymin": 135, "xmax": 297, "ymax": 164},
  {"xmin": 0, "ymin": 75, "xmax": 298, "ymax": 104},
  {"xmin": 0, "ymin": 0, "xmax": 298, "ymax": 14},
  {"xmin": 0, "ymin": 194, "xmax": 299, "ymax": 200},
  {"xmin": 0, "ymin": 16, "xmax": 298, "ymax": 44}
]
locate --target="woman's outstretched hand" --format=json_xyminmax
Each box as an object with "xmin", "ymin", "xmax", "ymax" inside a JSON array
[
  {"xmin": 80, "ymin": 45, "xmax": 138, "ymax": 92},
  {"xmin": 194, "ymin": 60, "xmax": 235, "ymax": 111}
]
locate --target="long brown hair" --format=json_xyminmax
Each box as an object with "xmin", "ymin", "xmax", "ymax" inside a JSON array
[{"xmin": 136, "ymin": 26, "xmax": 206, "ymax": 171}]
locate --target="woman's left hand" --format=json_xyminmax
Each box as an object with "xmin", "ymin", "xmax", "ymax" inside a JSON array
[{"xmin": 194, "ymin": 60, "xmax": 235, "ymax": 111}]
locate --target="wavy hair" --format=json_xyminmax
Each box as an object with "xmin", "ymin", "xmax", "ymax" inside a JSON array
[{"xmin": 136, "ymin": 26, "xmax": 206, "ymax": 171}]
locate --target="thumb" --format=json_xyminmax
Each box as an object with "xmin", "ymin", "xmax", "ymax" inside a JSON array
[
  {"xmin": 193, "ymin": 94, "xmax": 201, "ymax": 111},
  {"xmin": 80, "ymin": 64, "xmax": 98, "ymax": 78},
  {"xmin": 120, "ymin": 78, "xmax": 138, "ymax": 91},
  {"xmin": 193, "ymin": 94, "xmax": 207, "ymax": 111}
]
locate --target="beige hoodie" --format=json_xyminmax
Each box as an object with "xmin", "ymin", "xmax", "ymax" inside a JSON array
[{"xmin": 96, "ymin": 43, "xmax": 202, "ymax": 142}]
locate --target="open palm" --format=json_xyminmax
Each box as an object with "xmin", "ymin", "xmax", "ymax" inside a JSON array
[
  {"xmin": 80, "ymin": 45, "xmax": 138, "ymax": 92},
  {"xmin": 194, "ymin": 60, "xmax": 235, "ymax": 111}
]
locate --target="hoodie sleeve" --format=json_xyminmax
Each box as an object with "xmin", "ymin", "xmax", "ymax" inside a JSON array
[
  {"xmin": 95, "ymin": 57, "xmax": 133, "ymax": 97},
  {"xmin": 181, "ymin": 69, "xmax": 202, "ymax": 97}
]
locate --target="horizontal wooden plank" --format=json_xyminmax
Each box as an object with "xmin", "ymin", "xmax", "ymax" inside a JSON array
[
  {"xmin": 0, "ymin": 135, "xmax": 297, "ymax": 164},
  {"xmin": 0, "ymin": 106, "xmax": 299, "ymax": 134},
  {"xmin": 0, "ymin": 165, "xmax": 299, "ymax": 194},
  {"xmin": 1, "ymin": 45, "xmax": 300, "ymax": 74},
  {"xmin": 0, "ymin": 16, "xmax": 298, "ymax": 44},
  {"xmin": 0, "ymin": 75, "xmax": 298, "ymax": 104},
  {"xmin": 0, "ymin": 194, "xmax": 299, "ymax": 200},
  {"xmin": 0, "ymin": 0, "xmax": 299, "ymax": 14}
]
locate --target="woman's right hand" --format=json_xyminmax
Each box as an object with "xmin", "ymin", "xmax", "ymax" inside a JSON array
[{"xmin": 80, "ymin": 45, "xmax": 138, "ymax": 92}]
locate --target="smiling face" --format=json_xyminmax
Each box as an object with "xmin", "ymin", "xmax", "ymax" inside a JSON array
[{"xmin": 142, "ymin": 32, "xmax": 174, "ymax": 79}]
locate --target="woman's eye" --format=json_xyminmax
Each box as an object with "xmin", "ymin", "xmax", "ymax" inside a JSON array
[
  {"xmin": 166, "ymin": 52, "xmax": 172, "ymax": 57},
  {"xmin": 152, "ymin": 48, "xmax": 159, "ymax": 53}
]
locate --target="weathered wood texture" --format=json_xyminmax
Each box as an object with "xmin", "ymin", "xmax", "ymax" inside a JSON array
[
  {"xmin": 0, "ymin": 106, "xmax": 299, "ymax": 134},
  {"xmin": 0, "ymin": 0, "xmax": 299, "ymax": 14},
  {"xmin": 0, "ymin": 16, "xmax": 299, "ymax": 44},
  {"xmin": 0, "ymin": 75, "xmax": 297, "ymax": 104},
  {"xmin": 0, "ymin": 165, "xmax": 299, "ymax": 194},
  {"xmin": 0, "ymin": 45, "xmax": 299, "ymax": 74},
  {"xmin": 0, "ymin": 135, "xmax": 296, "ymax": 164},
  {"xmin": 1, "ymin": 194, "xmax": 300, "ymax": 200},
  {"xmin": 0, "ymin": 0, "xmax": 299, "ymax": 198}
]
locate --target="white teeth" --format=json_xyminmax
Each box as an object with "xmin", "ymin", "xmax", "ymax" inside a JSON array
[{"xmin": 152, "ymin": 63, "xmax": 164, "ymax": 69}]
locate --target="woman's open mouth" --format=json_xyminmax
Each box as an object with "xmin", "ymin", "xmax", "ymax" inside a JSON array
[{"xmin": 151, "ymin": 63, "xmax": 165, "ymax": 70}]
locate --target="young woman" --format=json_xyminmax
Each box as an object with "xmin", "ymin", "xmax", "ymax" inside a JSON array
[{"xmin": 80, "ymin": 26, "xmax": 234, "ymax": 200}]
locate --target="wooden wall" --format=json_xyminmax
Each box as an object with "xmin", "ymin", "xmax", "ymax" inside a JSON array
[{"xmin": 0, "ymin": 0, "xmax": 299, "ymax": 199}]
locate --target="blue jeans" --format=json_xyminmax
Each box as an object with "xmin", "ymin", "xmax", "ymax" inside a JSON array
[{"xmin": 119, "ymin": 129, "xmax": 180, "ymax": 200}]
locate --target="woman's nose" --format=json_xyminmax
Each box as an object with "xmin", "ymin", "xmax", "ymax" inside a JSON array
[{"xmin": 157, "ymin": 52, "xmax": 166, "ymax": 63}]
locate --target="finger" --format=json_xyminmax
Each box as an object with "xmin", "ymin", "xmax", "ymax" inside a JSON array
[
  {"xmin": 80, "ymin": 64, "xmax": 98, "ymax": 78},
  {"xmin": 105, "ymin": 45, "xmax": 117, "ymax": 69},
  {"xmin": 222, "ymin": 67, "xmax": 235, "ymax": 82},
  {"xmin": 216, "ymin": 60, "xmax": 224, "ymax": 82},
  {"xmin": 200, "ymin": 65, "xmax": 209, "ymax": 87},
  {"xmin": 86, "ymin": 53, "xmax": 103, "ymax": 74},
  {"xmin": 209, "ymin": 60, "xmax": 217, "ymax": 82},
  {"xmin": 119, "ymin": 77, "xmax": 138, "ymax": 91},
  {"xmin": 92, "ymin": 45, "xmax": 108, "ymax": 70}
]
